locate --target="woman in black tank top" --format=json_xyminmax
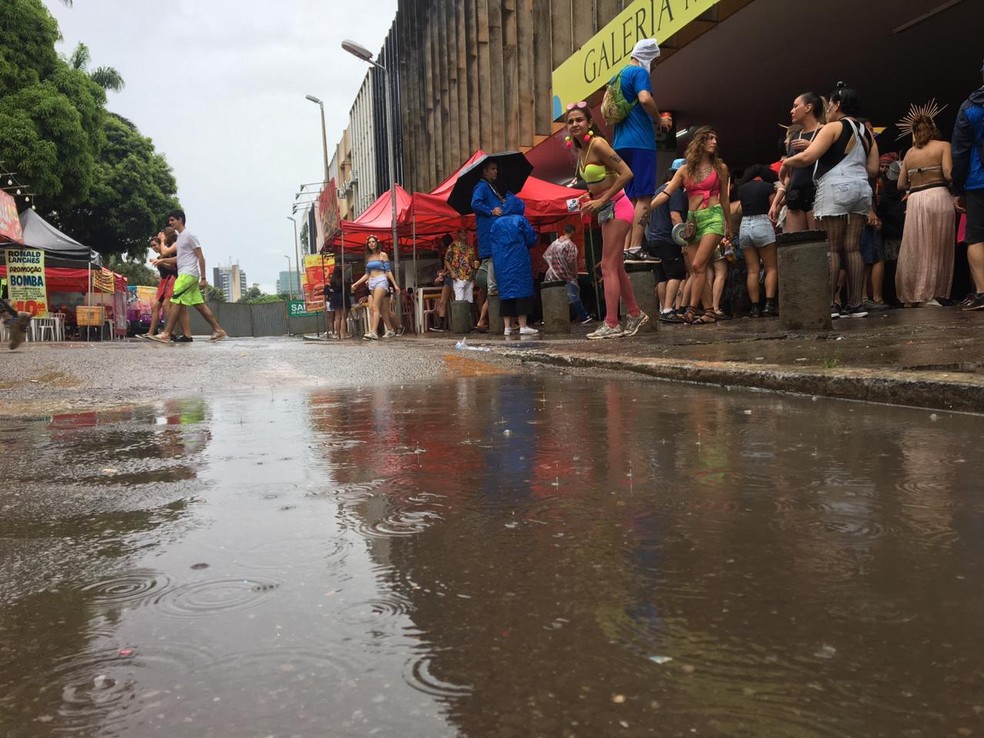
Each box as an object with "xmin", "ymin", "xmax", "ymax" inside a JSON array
[{"xmin": 771, "ymin": 92, "xmax": 825, "ymax": 232}]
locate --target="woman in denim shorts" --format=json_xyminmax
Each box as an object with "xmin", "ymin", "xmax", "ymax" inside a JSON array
[{"xmin": 736, "ymin": 165, "xmax": 780, "ymax": 316}]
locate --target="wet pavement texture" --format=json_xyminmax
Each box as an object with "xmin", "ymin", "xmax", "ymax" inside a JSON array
[{"xmin": 2, "ymin": 373, "xmax": 984, "ymax": 737}]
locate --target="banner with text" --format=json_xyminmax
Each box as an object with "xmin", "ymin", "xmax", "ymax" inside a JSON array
[
  {"xmin": 551, "ymin": 0, "xmax": 722, "ymax": 120},
  {"xmin": 301, "ymin": 253, "xmax": 334, "ymax": 313},
  {"xmin": 0, "ymin": 192, "xmax": 24, "ymax": 244},
  {"xmin": 4, "ymin": 247, "xmax": 47, "ymax": 316}
]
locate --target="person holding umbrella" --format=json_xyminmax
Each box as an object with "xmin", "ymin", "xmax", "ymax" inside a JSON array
[{"xmin": 565, "ymin": 102, "xmax": 649, "ymax": 338}]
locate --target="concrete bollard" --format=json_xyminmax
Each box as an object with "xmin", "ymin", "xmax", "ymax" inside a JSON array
[
  {"xmin": 487, "ymin": 295, "xmax": 505, "ymax": 335},
  {"xmin": 541, "ymin": 280, "xmax": 571, "ymax": 334},
  {"xmin": 776, "ymin": 230, "xmax": 832, "ymax": 331},
  {"xmin": 621, "ymin": 263, "xmax": 658, "ymax": 333},
  {"xmin": 450, "ymin": 299, "xmax": 473, "ymax": 334}
]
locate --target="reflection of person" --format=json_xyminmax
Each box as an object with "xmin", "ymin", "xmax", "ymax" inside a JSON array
[
  {"xmin": 951, "ymin": 60, "xmax": 984, "ymax": 311},
  {"xmin": 610, "ymin": 38, "xmax": 672, "ymax": 259},
  {"xmin": 566, "ymin": 102, "xmax": 649, "ymax": 339},
  {"xmin": 473, "ymin": 161, "xmax": 506, "ymax": 331},
  {"xmin": 782, "ymin": 83, "xmax": 879, "ymax": 319},
  {"xmin": 650, "ymin": 126, "xmax": 733, "ymax": 324},
  {"xmin": 896, "ymin": 101, "xmax": 954, "ymax": 307},
  {"xmin": 490, "ymin": 200, "xmax": 539, "ymax": 336},
  {"xmin": 543, "ymin": 224, "xmax": 591, "ymax": 324},
  {"xmin": 150, "ymin": 209, "xmax": 227, "ymax": 342},
  {"xmin": 351, "ymin": 235, "xmax": 401, "ymax": 340}
]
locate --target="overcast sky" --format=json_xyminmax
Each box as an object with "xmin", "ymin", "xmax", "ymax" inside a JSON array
[{"xmin": 45, "ymin": 0, "xmax": 398, "ymax": 293}]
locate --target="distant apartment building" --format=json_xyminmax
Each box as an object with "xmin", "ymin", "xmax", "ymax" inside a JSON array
[
  {"xmin": 212, "ymin": 263, "xmax": 247, "ymax": 302},
  {"xmin": 276, "ymin": 270, "xmax": 301, "ymax": 296}
]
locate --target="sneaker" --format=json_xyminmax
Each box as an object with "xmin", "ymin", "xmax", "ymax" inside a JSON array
[
  {"xmin": 621, "ymin": 310, "xmax": 649, "ymax": 337},
  {"xmin": 623, "ymin": 247, "xmax": 661, "ymax": 263},
  {"xmin": 8, "ymin": 311, "xmax": 31, "ymax": 350},
  {"xmin": 363, "ymin": 331, "xmax": 379, "ymax": 340},
  {"xmin": 428, "ymin": 324, "xmax": 445, "ymax": 332},
  {"xmin": 830, "ymin": 304, "xmax": 843, "ymax": 319},
  {"xmin": 174, "ymin": 336, "xmax": 193, "ymax": 343},
  {"xmin": 503, "ymin": 326, "xmax": 514, "ymax": 336},
  {"xmin": 958, "ymin": 292, "xmax": 978, "ymax": 307},
  {"xmin": 748, "ymin": 304, "xmax": 762, "ymax": 318},
  {"xmin": 519, "ymin": 325, "xmax": 539, "ymax": 335},
  {"xmin": 844, "ymin": 304, "xmax": 868, "ymax": 318},
  {"xmin": 659, "ymin": 309, "xmax": 684, "ymax": 324},
  {"xmin": 963, "ymin": 293, "xmax": 984, "ymax": 311},
  {"xmin": 924, "ymin": 298, "xmax": 942, "ymax": 307},
  {"xmin": 209, "ymin": 331, "xmax": 227, "ymax": 341},
  {"xmin": 383, "ymin": 329, "xmax": 396, "ymax": 338},
  {"xmin": 586, "ymin": 322, "xmax": 625, "ymax": 340},
  {"xmin": 580, "ymin": 315, "xmax": 596, "ymax": 325},
  {"xmin": 762, "ymin": 299, "xmax": 779, "ymax": 317},
  {"xmin": 862, "ymin": 299, "xmax": 890, "ymax": 311}
]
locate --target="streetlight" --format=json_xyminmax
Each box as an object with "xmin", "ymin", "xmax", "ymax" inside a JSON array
[
  {"xmin": 287, "ymin": 216, "xmax": 302, "ymax": 303},
  {"xmin": 342, "ymin": 38, "xmax": 400, "ymax": 299},
  {"xmin": 305, "ymin": 95, "xmax": 330, "ymax": 185},
  {"xmin": 282, "ymin": 255, "xmax": 293, "ymax": 299}
]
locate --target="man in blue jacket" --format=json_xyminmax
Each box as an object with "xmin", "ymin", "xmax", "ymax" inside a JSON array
[{"xmin": 952, "ymin": 59, "xmax": 984, "ymax": 310}]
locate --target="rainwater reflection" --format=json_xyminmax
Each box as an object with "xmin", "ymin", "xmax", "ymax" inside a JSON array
[{"xmin": 1, "ymin": 379, "xmax": 983, "ymax": 736}]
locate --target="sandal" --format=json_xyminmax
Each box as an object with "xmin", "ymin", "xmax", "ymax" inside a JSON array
[
  {"xmin": 679, "ymin": 306, "xmax": 698, "ymax": 324},
  {"xmin": 710, "ymin": 309, "xmax": 731, "ymax": 320},
  {"xmin": 691, "ymin": 312, "xmax": 717, "ymax": 325}
]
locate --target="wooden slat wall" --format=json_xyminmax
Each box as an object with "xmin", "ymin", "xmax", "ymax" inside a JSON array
[{"xmin": 390, "ymin": 0, "xmax": 690, "ymax": 192}]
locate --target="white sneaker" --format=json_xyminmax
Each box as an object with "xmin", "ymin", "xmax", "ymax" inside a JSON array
[
  {"xmin": 383, "ymin": 329, "xmax": 396, "ymax": 338},
  {"xmin": 363, "ymin": 331, "xmax": 379, "ymax": 340},
  {"xmin": 519, "ymin": 326, "xmax": 539, "ymax": 335},
  {"xmin": 621, "ymin": 310, "xmax": 649, "ymax": 337},
  {"xmin": 503, "ymin": 327, "xmax": 514, "ymax": 336},
  {"xmin": 586, "ymin": 322, "xmax": 625, "ymax": 340}
]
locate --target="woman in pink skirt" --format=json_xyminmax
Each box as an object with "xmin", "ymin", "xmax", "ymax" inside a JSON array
[{"xmin": 895, "ymin": 101, "xmax": 956, "ymax": 306}]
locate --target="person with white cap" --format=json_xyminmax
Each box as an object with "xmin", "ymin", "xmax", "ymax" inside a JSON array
[
  {"xmin": 951, "ymin": 58, "xmax": 984, "ymax": 310},
  {"xmin": 610, "ymin": 38, "xmax": 672, "ymax": 263}
]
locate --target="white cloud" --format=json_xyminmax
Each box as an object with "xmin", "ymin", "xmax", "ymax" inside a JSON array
[{"xmin": 45, "ymin": 0, "xmax": 397, "ymax": 293}]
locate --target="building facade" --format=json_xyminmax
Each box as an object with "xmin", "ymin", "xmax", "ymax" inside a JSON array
[
  {"xmin": 213, "ymin": 263, "xmax": 247, "ymax": 303},
  {"xmin": 276, "ymin": 270, "xmax": 301, "ymax": 296}
]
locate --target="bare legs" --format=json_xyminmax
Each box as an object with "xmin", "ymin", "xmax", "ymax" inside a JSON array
[
  {"xmin": 600, "ymin": 217, "xmax": 640, "ymax": 327},
  {"xmin": 743, "ymin": 244, "xmax": 778, "ymax": 305},
  {"xmin": 784, "ymin": 209, "xmax": 816, "ymax": 233},
  {"xmin": 624, "ymin": 198, "xmax": 650, "ymax": 251},
  {"xmin": 968, "ymin": 241, "xmax": 984, "ymax": 294}
]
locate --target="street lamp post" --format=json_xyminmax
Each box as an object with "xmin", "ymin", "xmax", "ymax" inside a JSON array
[
  {"xmin": 287, "ymin": 216, "xmax": 302, "ymax": 304},
  {"xmin": 282, "ymin": 255, "xmax": 293, "ymax": 300},
  {"xmin": 342, "ymin": 39, "xmax": 400, "ymax": 300},
  {"xmin": 305, "ymin": 95, "xmax": 330, "ymax": 185}
]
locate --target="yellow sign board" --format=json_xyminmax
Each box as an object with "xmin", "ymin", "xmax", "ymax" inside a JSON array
[
  {"xmin": 4, "ymin": 247, "xmax": 48, "ymax": 317},
  {"xmin": 551, "ymin": 0, "xmax": 722, "ymax": 120}
]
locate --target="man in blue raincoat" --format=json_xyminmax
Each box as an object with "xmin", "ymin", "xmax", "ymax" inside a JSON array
[{"xmin": 490, "ymin": 198, "xmax": 539, "ymax": 336}]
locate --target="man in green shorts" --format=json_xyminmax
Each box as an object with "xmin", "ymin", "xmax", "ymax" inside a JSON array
[{"xmin": 149, "ymin": 209, "xmax": 226, "ymax": 343}]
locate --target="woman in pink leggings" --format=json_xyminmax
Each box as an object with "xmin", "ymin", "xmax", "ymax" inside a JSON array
[{"xmin": 565, "ymin": 102, "xmax": 649, "ymax": 339}]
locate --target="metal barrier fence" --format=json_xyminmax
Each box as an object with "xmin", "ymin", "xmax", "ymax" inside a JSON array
[{"xmin": 187, "ymin": 302, "xmax": 328, "ymax": 337}]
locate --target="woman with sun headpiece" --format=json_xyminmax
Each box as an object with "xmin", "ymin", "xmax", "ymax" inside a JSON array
[{"xmin": 895, "ymin": 99, "xmax": 956, "ymax": 307}]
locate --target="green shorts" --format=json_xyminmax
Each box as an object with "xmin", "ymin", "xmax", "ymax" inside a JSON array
[
  {"xmin": 690, "ymin": 204, "xmax": 726, "ymax": 240},
  {"xmin": 170, "ymin": 274, "xmax": 205, "ymax": 306}
]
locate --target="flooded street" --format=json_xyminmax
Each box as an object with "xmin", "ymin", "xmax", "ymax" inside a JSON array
[{"xmin": 2, "ymin": 372, "xmax": 983, "ymax": 737}]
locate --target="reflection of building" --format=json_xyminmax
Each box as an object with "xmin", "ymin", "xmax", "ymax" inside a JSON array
[
  {"xmin": 276, "ymin": 270, "xmax": 300, "ymax": 296},
  {"xmin": 213, "ymin": 263, "xmax": 247, "ymax": 302}
]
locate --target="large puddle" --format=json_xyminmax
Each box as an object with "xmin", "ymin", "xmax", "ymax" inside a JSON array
[{"xmin": 1, "ymin": 377, "xmax": 983, "ymax": 736}]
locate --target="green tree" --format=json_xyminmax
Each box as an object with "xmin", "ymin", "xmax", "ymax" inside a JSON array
[
  {"xmin": 205, "ymin": 285, "xmax": 226, "ymax": 303},
  {"xmin": 68, "ymin": 42, "xmax": 125, "ymax": 92},
  {"xmin": 105, "ymin": 254, "xmax": 157, "ymax": 287},
  {"xmin": 54, "ymin": 113, "xmax": 179, "ymax": 259}
]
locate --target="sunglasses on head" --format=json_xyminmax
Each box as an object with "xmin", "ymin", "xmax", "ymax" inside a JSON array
[{"xmin": 566, "ymin": 101, "xmax": 588, "ymax": 112}]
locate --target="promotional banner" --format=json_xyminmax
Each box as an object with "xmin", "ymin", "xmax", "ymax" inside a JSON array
[
  {"xmin": 3, "ymin": 247, "xmax": 47, "ymax": 316},
  {"xmin": 0, "ymin": 191, "xmax": 23, "ymax": 243},
  {"xmin": 301, "ymin": 253, "xmax": 333, "ymax": 313},
  {"xmin": 550, "ymin": 0, "xmax": 722, "ymax": 119},
  {"xmin": 316, "ymin": 179, "xmax": 342, "ymax": 252},
  {"xmin": 92, "ymin": 266, "xmax": 115, "ymax": 293}
]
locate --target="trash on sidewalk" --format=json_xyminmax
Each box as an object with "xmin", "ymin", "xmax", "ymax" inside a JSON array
[{"xmin": 455, "ymin": 339, "xmax": 491, "ymax": 352}]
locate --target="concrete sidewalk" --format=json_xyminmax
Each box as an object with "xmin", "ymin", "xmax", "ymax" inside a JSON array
[{"xmin": 426, "ymin": 306, "xmax": 984, "ymax": 413}]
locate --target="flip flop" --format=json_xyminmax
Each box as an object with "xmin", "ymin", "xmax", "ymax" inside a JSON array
[
  {"xmin": 209, "ymin": 332, "xmax": 227, "ymax": 341},
  {"xmin": 146, "ymin": 334, "xmax": 171, "ymax": 343}
]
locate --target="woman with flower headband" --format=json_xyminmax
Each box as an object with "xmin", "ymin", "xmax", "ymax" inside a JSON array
[
  {"xmin": 564, "ymin": 101, "xmax": 649, "ymax": 339},
  {"xmin": 649, "ymin": 126, "xmax": 733, "ymax": 325},
  {"xmin": 895, "ymin": 100, "xmax": 955, "ymax": 307},
  {"xmin": 351, "ymin": 235, "xmax": 400, "ymax": 340}
]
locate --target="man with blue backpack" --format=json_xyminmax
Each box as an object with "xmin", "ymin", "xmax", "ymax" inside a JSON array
[
  {"xmin": 602, "ymin": 38, "xmax": 672, "ymax": 263},
  {"xmin": 952, "ymin": 58, "xmax": 984, "ymax": 310}
]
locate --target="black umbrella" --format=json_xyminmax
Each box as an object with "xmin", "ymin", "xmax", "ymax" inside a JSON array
[{"xmin": 447, "ymin": 151, "xmax": 534, "ymax": 215}]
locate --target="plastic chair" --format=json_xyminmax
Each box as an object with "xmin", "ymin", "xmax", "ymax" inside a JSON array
[{"xmin": 34, "ymin": 318, "xmax": 57, "ymax": 342}]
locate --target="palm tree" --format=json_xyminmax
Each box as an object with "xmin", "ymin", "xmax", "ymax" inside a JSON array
[{"xmin": 68, "ymin": 42, "xmax": 125, "ymax": 92}]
